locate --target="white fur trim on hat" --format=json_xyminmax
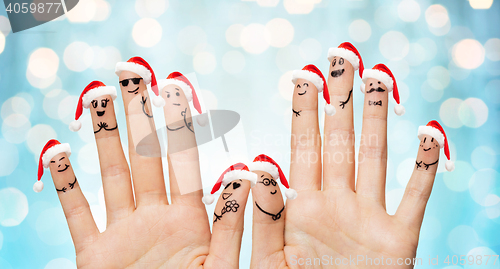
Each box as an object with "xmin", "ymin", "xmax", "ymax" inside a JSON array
[
  {"xmin": 362, "ymin": 69, "xmax": 394, "ymax": 92},
  {"xmin": 42, "ymin": 143, "xmax": 71, "ymax": 168},
  {"xmin": 417, "ymin": 126, "xmax": 445, "ymax": 148},
  {"xmin": 82, "ymin": 86, "xmax": 117, "ymax": 108},
  {"xmin": 291, "ymin": 70, "xmax": 324, "ymax": 92},
  {"xmin": 327, "ymin": 48, "xmax": 360, "ymax": 70},
  {"xmin": 115, "ymin": 62, "xmax": 152, "ymax": 84},
  {"xmin": 222, "ymin": 170, "xmax": 257, "ymax": 187},
  {"xmin": 248, "ymin": 161, "xmax": 279, "ymax": 180},
  {"xmin": 157, "ymin": 79, "xmax": 193, "ymax": 102}
]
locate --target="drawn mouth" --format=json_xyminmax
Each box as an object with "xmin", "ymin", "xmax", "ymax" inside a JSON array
[
  {"xmin": 97, "ymin": 111, "xmax": 105, "ymax": 117},
  {"xmin": 270, "ymin": 190, "xmax": 277, "ymax": 195},
  {"xmin": 173, "ymin": 103, "xmax": 181, "ymax": 106},
  {"xmin": 423, "ymin": 148, "xmax": 431, "ymax": 151},
  {"xmin": 298, "ymin": 91, "xmax": 307, "ymax": 96},
  {"xmin": 128, "ymin": 87, "xmax": 139, "ymax": 94},
  {"xmin": 331, "ymin": 69, "xmax": 345, "ymax": 78},
  {"xmin": 58, "ymin": 164, "xmax": 69, "ymax": 172}
]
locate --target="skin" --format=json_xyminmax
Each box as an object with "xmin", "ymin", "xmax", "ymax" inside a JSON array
[
  {"xmin": 49, "ymin": 152, "xmax": 78, "ymax": 192},
  {"xmin": 89, "ymin": 94, "xmax": 118, "ymax": 138},
  {"xmin": 292, "ymin": 78, "xmax": 318, "ymax": 118},
  {"xmin": 416, "ymin": 135, "xmax": 440, "ymax": 171}
]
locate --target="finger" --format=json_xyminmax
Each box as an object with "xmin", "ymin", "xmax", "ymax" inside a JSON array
[
  {"xmin": 250, "ymin": 170, "xmax": 285, "ymax": 268},
  {"xmin": 90, "ymin": 94, "xmax": 135, "ymax": 224},
  {"xmin": 356, "ymin": 78, "xmax": 389, "ymax": 206},
  {"xmin": 396, "ymin": 134, "xmax": 440, "ymax": 230},
  {"xmin": 49, "ymin": 152, "xmax": 99, "ymax": 253},
  {"xmin": 160, "ymin": 77, "xmax": 204, "ymax": 207},
  {"xmin": 118, "ymin": 71, "xmax": 167, "ymax": 207},
  {"xmin": 209, "ymin": 179, "xmax": 251, "ymax": 268},
  {"xmin": 323, "ymin": 56, "xmax": 356, "ymax": 191},
  {"xmin": 289, "ymin": 75, "xmax": 322, "ymax": 192}
]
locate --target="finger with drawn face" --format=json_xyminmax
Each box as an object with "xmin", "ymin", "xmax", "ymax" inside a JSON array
[
  {"xmin": 35, "ymin": 140, "xmax": 99, "ymax": 252},
  {"xmin": 116, "ymin": 57, "xmax": 167, "ymax": 207},
  {"xmin": 71, "ymin": 81, "xmax": 134, "ymax": 225},
  {"xmin": 397, "ymin": 121, "xmax": 454, "ymax": 231},
  {"xmin": 289, "ymin": 65, "xmax": 324, "ymax": 192},
  {"xmin": 204, "ymin": 163, "xmax": 256, "ymax": 268},
  {"xmin": 323, "ymin": 43, "xmax": 364, "ymax": 191},
  {"xmin": 158, "ymin": 72, "xmax": 204, "ymax": 207}
]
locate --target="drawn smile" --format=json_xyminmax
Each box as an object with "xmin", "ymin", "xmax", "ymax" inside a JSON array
[
  {"xmin": 331, "ymin": 69, "xmax": 345, "ymax": 78},
  {"xmin": 97, "ymin": 111, "xmax": 105, "ymax": 117},
  {"xmin": 166, "ymin": 125, "xmax": 184, "ymax": 131},
  {"xmin": 128, "ymin": 87, "xmax": 139, "ymax": 94},
  {"xmin": 270, "ymin": 190, "xmax": 277, "ymax": 195},
  {"xmin": 423, "ymin": 147, "xmax": 432, "ymax": 151},
  {"xmin": 58, "ymin": 164, "xmax": 69, "ymax": 172},
  {"xmin": 298, "ymin": 91, "xmax": 307, "ymax": 95}
]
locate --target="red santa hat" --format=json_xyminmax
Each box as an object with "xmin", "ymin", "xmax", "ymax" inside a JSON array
[
  {"xmin": 69, "ymin": 81, "xmax": 117, "ymax": 132},
  {"xmin": 417, "ymin": 120, "xmax": 455, "ymax": 172},
  {"xmin": 115, "ymin": 57, "xmax": 164, "ymax": 107},
  {"xmin": 35, "ymin": 139, "xmax": 71, "ymax": 193},
  {"xmin": 248, "ymin": 154, "xmax": 297, "ymax": 200},
  {"xmin": 361, "ymin": 63, "xmax": 405, "ymax": 116},
  {"xmin": 291, "ymin": 64, "xmax": 334, "ymax": 116},
  {"xmin": 327, "ymin": 42, "xmax": 365, "ymax": 77},
  {"xmin": 157, "ymin": 72, "xmax": 207, "ymax": 126},
  {"xmin": 202, "ymin": 163, "xmax": 257, "ymax": 205}
]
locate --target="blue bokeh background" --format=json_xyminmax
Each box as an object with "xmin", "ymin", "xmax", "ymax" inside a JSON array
[{"xmin": 0, "ymin": 0, "xmax": 499, "ymax": 268}]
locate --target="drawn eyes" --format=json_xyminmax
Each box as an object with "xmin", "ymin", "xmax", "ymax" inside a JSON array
[
  {"xmin": 101, "ymin": 99, "xmax": 110, "ymax": 108},
  {"xmin": 431, "ymin": 138, "xmax": 434, "ymax": 142},
  {"xmin": 176, "ymin": 92, "xmax": 180, "ymax": 96},
  {"xmin": 296, "ymin": 84, "xmax": 301, "ymax": 89},
  {"xmin": 165, "ymin": 90, "xmax": 181, "ymax": 98},
  {"xmin": 378, "ymin": 81, "xmax": 381, "ymax": 84},
  {"xmin": 370, "ymin": 83, "xmax": 373, "ymax": 86},
  {"xmin": 339, "ymin": 57, "xmax": 344, "ymax": 65},
  {"xmin": 91, "ymin": 100, "xmax": 98, "ymax": 109},
  {"xmin": 303, "ymin": 82, "xmax": 309, "ymax": 87},
  {"xmin": 424, "ymin": 137, "xmax": 426, "ymax": 143},
  {"xmin": 261, "ymin": 178, "xmax": 277, "ymax": 187}
]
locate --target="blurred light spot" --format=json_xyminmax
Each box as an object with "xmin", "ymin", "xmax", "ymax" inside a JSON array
[
  {"xmin": 417, "ymin": 38, "xmax": 437, "ymax": 61},
  {"xmin": 222, "ymin": 50, "xmax": 245, "ymax": 74},
  {"xmin": 78, "ymin": 143, "xmax": 100, "ymax": 174},
  {"xmin": 485, "ymin": 80, "xmax": 500, "ymax": 104},
  {"xmin": 93, "ymin": 0, "xmax": 111, "ymax": 21},
  {"xmin": 448, "ymin": 225, "xmax": 480, "ymax": 254},
  {"xmin": 348, "ymin": 19, "xmax": 371, "ymax": 43},
  {"xmin": 396, "ymin": 158, "xmax": 415, "ymax": 187},
  {"xmin": 101, "ymin": 46, "xmax": 122, "ymax": 70},
  {"xmin": 374, "ymin": 5, "xmax": 397, "ymax": 29},
  {"xmin": 200, "ymin": 90, "xmax": 218, "ymax": 110},
  {"xmin": 420, "ymin": 216, "xmax": 441, "ymax": 240},
  {"xmin": 428, "ymin": 20, "xmax": 451, "ymax": 36},
  {"xmin": 458, "ymin": 98, "xmax": 488, "ymax": 128},
  {"xmin": 90, "ymin": 205, "xmax": 106, "ymax": 232},
  {"xmin": 390, "ymin": 120, "xmax": 416, "ymax": 155},
  {"xmin": 135, "ymin": 0, "xmax": 168, "ymax": 18},
  {"xmin": 397, "ymin": 0, "xmax": 420, "ymax": 22},
  {"xmin": 445, "ymin": 26, "xmax": 475, "ymax": 49},
  {"xmin": 276, "ymin": 45, "xmax": 304, "ymax": 73},
  {"xmin": 448, "ymin": 61, "xmax": 471, "ymax": 81},
  {"xmin": 469, "ymin": 0, "xmax": 494, "ymax": 9},
  {"xmin": 299, "ymin": 38, "xmax": 322, "ymax": 61},
  {"xmin": 43, "ymin": 89, "xmax": 69, "ymax": 119},
  {"xmin": 444, "ymin": 160, "xmax": 474, "ymax": 192},
  {"xmin": 228, "ymin": 3, "xmax": 251, "ymax": 23},
  {"xmin": 453, "ymin": 39, "xmax": 485, "ymax": 69},
  {"xmin": 0, "ymin": 188, "xmax": 28, "ymax": 227},
  {"xmin": 0, "ymin": 230, "xmax": 2, "ymax": 250},
  {"xmin": 397, "ymin": 81, "xmax": 410, "ymax": 104},
  {"xmin": 26, "ymin": 69, "xmax": 57, "ymax": 89},
  {"xmin": 386, "ymin": 188, "xmax": 404, "ymax": 215},
  {"xmin": 387, "ymin": 59, "xmax": 409, "ymax": 80},
  {"xmin": 26, "ymin": 124, "xmax": 57, "ymax": 155},
  {"xmin": 1, "ymin": 96, "xmax": 31, "ymax": 120},
  {"xmin": 405, "ymin": 43, "xmax": 426, "ymax": 66},
  {"xmin": 471, "ymin": 146, "xmax": 496, "ymax": 170},
  {"xmin": 36, "ymin": 207, "xmax": 70, "ymax": 246},
  {"xmin": 379, "ymin": 31, "xmax": 409, "ymax": 60},
  {"xmin": 421, "ymin": 80, "xmax": 444, "ymax": 103},
  {"xmin": 1, "ymin": 114, "xmax": 31, "ymax": 144},
  {"xmin": 0, "ymin": 16, "xmax": 11, "ymax": 36},
  {"xmin": 0, "ymin": 139, "xmax": 18, "ymax": 177},
  {"xmin": 240, "ymin": 23, "xmax": 270, "ymax": 54},
  {"xmin": 485, "ymin": 38, "xmax": 500, "ymax": 61},
  {"xmin": 44, "ymin": 258, "xmax": 76, "ymax": 269},
  {"xmin": 226, "ymin": 24, "xmax": 244, "ymax": 47},
  {"xmin": 193, "ymin": 51, "xmax": 217, "ymax": 75},
  {"xmin": 440, "ymin": 98, "xmax": 463, "ymax": 128},
  {"xmin": 132, "ymin": 18, "xmax": 162, "ymax": 48},
  {"xmin": 470, "ymin": 169, "xmax": 499, "ymax": 206},
  {"xmin": 257, "ymin": 0, "xmax": 279, "ymax": 7},
  {"xmin": 284, "ymin": 0, "xmax": 315, "ymax": 14},
  {"xmin": 66, "ymin": 0, "xmax": 96, "ymax": 23},
  {"xmin": 427, "ymin": 66, "xmax": 450, "ymax": 90},
  {"xmin": 58, "ymin": 95, "xmax": 79, "ymax": 124},
  {"xmin": 177, "ymin": 26, "xmax": 207, "ymax": 55},
  {"xmin": 28, "ymin": 48, "xmax": 59, "ymax": 79},
  {"xmin": 266, "ymin": 18, "xmax": 294, "ymax": 48},
  {"xmin": 425, "ymin": 4, "xmax": 449, "ymax": 28},
  {"xmin": 0, "ymin": 32, "xmax": 4, "ymax": 54},
  {"xmin": 486, "ymin": 197, "xmax": 500, "ymax": 219},
  {"xmin": 465, "ymin": 247, "xmax": 499, "ymax": 269},
  {"xmin": 278, "ymin": 71, "xmax": 294, "ymax": 101}
]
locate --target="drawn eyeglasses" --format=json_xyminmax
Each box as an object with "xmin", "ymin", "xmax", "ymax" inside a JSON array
[
  {"xmin": 259, "ymin": 178, "xmax": 277, "ymax": 186},
  {"xmin": 119, "ymin": 77, "xmax": 143, "ymax": 87}
]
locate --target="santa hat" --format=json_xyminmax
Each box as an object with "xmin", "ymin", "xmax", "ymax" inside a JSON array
[
  {"xmin": 248, "ymin": 154, "xmax": 297, "ymax": 200},
  {"xmin": 327, "ymin": 42, "xmax": 365, "ymax": 77},
  {"xmin": 157, "ymin": 72, "xmax": 207, "ymax": 126},
  {"xmin": 291, "ymin": 64, "xmax": 335, "ymax": 116},
  {"xmin": 202, "ymin": 163, "xmax": 257, "ymax": 205},
  {"xmin": 361, "ymin": 63, "xmax": 405, "ymax": 116},
  {"xmin": 115, "ymin": 57, "xmax": 164, "ymax": 107},
  {"xmin": 35, "ymin": 139, "xmax": 71, "ymax": 193},
  {"xmin": 417, "ymin": 120, "xmax": 455, "ymax": 172},
  {"xmin": 69, "ymin": 81, "xmax": 117, "ymax": 132}
]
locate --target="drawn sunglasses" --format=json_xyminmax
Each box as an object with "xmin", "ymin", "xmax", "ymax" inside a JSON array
[{"xmin": 119, "ymin": 77, "xmax": 143, "ymax": 87}]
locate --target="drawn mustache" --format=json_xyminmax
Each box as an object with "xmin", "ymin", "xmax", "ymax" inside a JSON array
[
  {"xmin": 330, "ymin": 69, "xmax": 345, "ymax": 78},
  {"xmin": 366, "ymin": 87, "xmax": 385, "ymax": 93}
]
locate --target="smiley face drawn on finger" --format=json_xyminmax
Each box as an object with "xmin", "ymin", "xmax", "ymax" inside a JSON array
[
  {"xmin": 419, "ymin": 135, "xmax": 440, "ymax": 153},
  {"xmin": 91, "ymin": 97, "xmax": 110, "ymax": 117},
  {"xmin": 366, "ymin": 80, "xmax": 386, "ymax": 94},
  {"xmin": 163, "ymin": 84, "xmax": 194, "ymax": 133},
  {"xmin": 50, "ymin": 156, "xmax": 71, "ymax": 173},
  {"xmin": 416, "ymin": 134, "xmax": 440, "ymax": 170},
  {"xmin": 330, "ymin": 56, "xmax": 346, "ymax": 78},
  {"xmin": 296, "ymin": 82, "xmax": 310, "ymax": 96},
  {"xmin": 257, "ymin": 174, "xmax": 278, "ymax": 195}
]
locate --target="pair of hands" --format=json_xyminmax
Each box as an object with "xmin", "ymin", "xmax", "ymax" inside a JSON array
[{"xmin": 47, "ymin": 64, "xmax": 440, "ymax": 268}]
